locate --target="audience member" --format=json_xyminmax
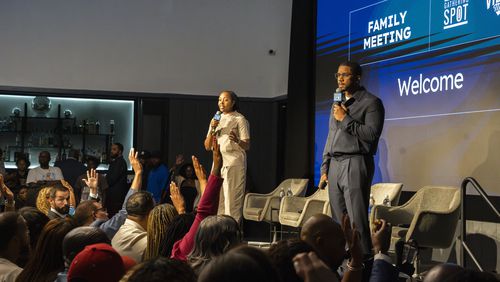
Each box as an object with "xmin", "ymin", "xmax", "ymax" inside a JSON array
[
  {"xmin": 36, "ymin": 187, "xmax": 52, "ymax": 215},
  {"xmin": 138, "ymin": 150, "xmax": 151, "ymax": 190},
  {"xmin": 0, "ymin": 175, "xmax": 15, "ymax": 212},
  {"xmin": 172, "ymin": 144, "xmax": 224, "ymax": 265},
  {"xmin": 177, "ymin": 163, "xmax": 200, "ymax": 213},
  {"xmin": 26, "ymin": 151, "xmax": 64, "ymax": 184},
  {"xmin": 122, "ymin": 257, "xmax": 196, "ymax": 282},
  {"xmin": 0, "ymin": 212, "xmax": 29, "ymax": 282},
  {"xmin": 56, "ymin": 226, "xmax": 110, "ymax": 282},
  {"xmin": 47, "ymin": 186, "xmax": 72, "ymax": 220},
  {"xmin": 16, "ymin": 217, "xmax": 74, "ymax": 282},
  {"xmin": 14, "ymin": 186, "xmax": 28, "ymax": 210},
  {"xmin": 168, "ymin": 154, "xmax": 186, "ymax": 184},
  {"xmin": 143, "ymin": 203, "xmax": 179, "ymax": 261},
  {"xmin": 300, "ymin": 214, "xmax": 364, "ymax": 282},
  {"xmin": 369, "ymin": 219, "xmax": 398, "ymax": 282},
  {"xmin": 187, "ymin": 215, "xmax": 241, "ymax": 274},
  {"xmin": 268, "ymin": 239, "xmax": 315, "ymax": 282},
  {"xmin": 146, "ymin": 151, "xmax": 169, "ymax": 204},
  {"xmin": 67, "ymin": 243, "xmax": 135, "ymax": 282},
  {"xmin": 55, "ymin": 149, "xmax": 87, "ymax": 191},
  {"xmin": 112, "ymin": 190, "xmax": 154, "ymax": 262},
  {"xmin": 84, "ymin": 149, "xmax": 143, "ymax": 240},
  {"xmin": 106, "ymin": 142, "xmax": 129, "ymax": 216},
  {"xmin": 73, "ymin": 156, "xmax": 108, "ymax": 204},
  {"xmin": 159, "ymin": 213, "xmax": 195, "ymax": 257},
  {"xmin": 198, "ymin": 245, "xmax": 280, "ymax": 282},
  {"xmin": 5, "ymin": 157, "xmax": 29, "ymax": 193},
  {"xmin": 17, "ymin": 207, "xmax": 49, "ymax": 264},
  {"xmin": 73, "ymin": 199, "xmax": 108, "ymax": 227},
  {"xmin": 293, "ymin": 251, "xmax": 340, "ymax": 282}
]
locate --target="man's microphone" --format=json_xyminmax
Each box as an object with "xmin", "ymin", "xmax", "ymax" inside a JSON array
[
  {"xmin": 334, "ymin": 88, "xmax": 355, "ymax": 107},
  {"xmin": 333, "ymin": 88, "xmax": 343, "ymax": 105}
]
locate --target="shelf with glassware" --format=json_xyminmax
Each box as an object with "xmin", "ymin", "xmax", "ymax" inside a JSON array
[{"xmin": 0, "ymin": 103, "xmax": 114, "ymax": 168}]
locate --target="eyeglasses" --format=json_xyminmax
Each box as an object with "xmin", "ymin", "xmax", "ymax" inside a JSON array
[{"xmin": 335, "ymin": 73, "xmax": 353, "ymax": 79}]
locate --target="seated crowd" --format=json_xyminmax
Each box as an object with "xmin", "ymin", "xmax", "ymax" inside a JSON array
[{"xmin": 0, "ymin": 144, "xmax": 497, "ymax": 282}]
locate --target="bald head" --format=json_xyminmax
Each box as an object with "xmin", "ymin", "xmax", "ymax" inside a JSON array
[
  {"xmin": 301, "ymin": 214, "xmax": 343, "ymax": 241},
  {"xmin": 300, "ymin": 214, "xmax": 346, "ymax": 269},
  {"xmin": 423, "ymin": 264, "xmax": 465, "ymax": 282}
]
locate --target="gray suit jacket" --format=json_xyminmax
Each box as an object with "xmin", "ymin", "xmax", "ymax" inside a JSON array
[{"xmin": 321, "ymin": 87, "xmax": 385, "ymax": 175}]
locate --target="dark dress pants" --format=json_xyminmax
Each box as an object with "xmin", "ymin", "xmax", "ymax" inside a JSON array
[{"xmin": 328, "ymin": 154, "xmax": 374, "ymax": 256}]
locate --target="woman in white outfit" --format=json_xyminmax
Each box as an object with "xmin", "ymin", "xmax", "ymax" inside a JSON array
[{"xmin": 204, "ymin": 91, "xmax": 250, "ymax": 222}]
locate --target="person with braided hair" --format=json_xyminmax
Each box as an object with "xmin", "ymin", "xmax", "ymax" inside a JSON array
[{"xmin": 143, "ymin": 204, "xmax": 178, "ymax": 261}]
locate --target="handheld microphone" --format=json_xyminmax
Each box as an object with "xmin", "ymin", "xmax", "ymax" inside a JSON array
[
  {"xmin": 213, "ymin": 111, "xmax": 222, "ymax": 121},
  {"xmin": 211, "ymin": 111, "xmax": 222, "ymax": 135},
  {"xmin": 333, "ymin": 88, "xmax": 343, "ymax": 105}
]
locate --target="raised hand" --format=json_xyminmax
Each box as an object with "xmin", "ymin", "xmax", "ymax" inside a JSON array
[
  {"xmin": 293, "ymin": 252, "xmax": 339, "ymax": 282},
  {"xmin": 342, "ymin": 214, "xmax": 363, "ymax": 266},
  {"xmin": 192, "ymin": 155, "xmax": 207, "ymax": 193},
  {"xmin": 128, "ymin": 148, "xmax": 142, "ymax": 174},
  {"xmin": 211, "ymin": 139, "xmax": 223, "ymax": 176},
  {"xmin": 0, "ymin": 175, "xmax": 14, "ymax": 202},
  {"xmin": 170, "ymin": 181, "xmax": 186, "ymax": 214},
  {"xmin": 83, "ymin": 169, "xmax": 99, "ymax": 194},
  {"xmin": 371, "ymin": 219, "xmax": 391, "ymax": 254},
  {"xmin": 61, "ymin": 179, "xmax": 74, "ymax": 192}
]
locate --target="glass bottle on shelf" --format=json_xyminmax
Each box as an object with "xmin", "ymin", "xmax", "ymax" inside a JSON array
[
  {"xmin": 101, "ymin": 148, "xmax": 107, "ymax": 163},
  {"xmin": 109, "ymin": 120, "xmax": 115, "ymax": 135},
  {"xmin": 95, "ymin": 120, "xmax": 100, "ymax": 134}
]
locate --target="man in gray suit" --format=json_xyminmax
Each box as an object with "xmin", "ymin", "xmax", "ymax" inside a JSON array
[{"xmin": 320, "ymin": 61, "xmax": 385, "ymax": 258}]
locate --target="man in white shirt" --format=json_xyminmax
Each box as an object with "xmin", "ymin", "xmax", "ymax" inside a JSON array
[
  {"xmin": 111, "ymin": 191, "xmax": 154, "ymax": 263},
  {"xmin": 26, "ymin": 151, "xmax": 64, "ymax": 184},
  {"xmin": 0, "ymin": 212, "xmax": 30, "ymax": 282}
]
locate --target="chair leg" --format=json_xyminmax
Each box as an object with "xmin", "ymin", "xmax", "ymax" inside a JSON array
[{"xmin": 268, "ymin": 222, "xmax": 278, "ymax": 243}]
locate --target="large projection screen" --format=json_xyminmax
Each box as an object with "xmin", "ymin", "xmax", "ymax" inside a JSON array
[{"xmin": 315, "ymin": 0, "xmax": 500, "ymax": 195}]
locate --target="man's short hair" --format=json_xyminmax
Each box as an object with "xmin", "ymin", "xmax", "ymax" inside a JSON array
[
  {"xmin": 49, "ymin": 186, "xmax": 69, "ymax": 199},
  {"xmin": 73, "ymin": 200, "xmax": 99, "ymax": 226},
  {"xmin": 339, "ymin": 61, "xmax": 362, "ymax": 77},
  {"xmin": 113, "ymin": 143, "xmax": 124, "ymax": 153},
  {"xmin": 126, "ymin": 192, "xmax": 155, "ymax": 218},
  {"xmin": 39, "ymin": 150, "xmax": 51, "ymax": 157},
  {"xmin": 62, "ymin": 227, "xmax": 110, "ymax": 265},
  {"xmin": 85, "ymin": 156, "xmax": 100, "ymax": 167}
]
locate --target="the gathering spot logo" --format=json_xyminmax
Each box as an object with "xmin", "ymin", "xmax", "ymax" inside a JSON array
[
  {"xmin": 443, "ymin": 0, "xmax": 469, "ymax": 29},
  {"xmin": 487, "ymin": 0, "xmax": 500, "ymax": 15}
]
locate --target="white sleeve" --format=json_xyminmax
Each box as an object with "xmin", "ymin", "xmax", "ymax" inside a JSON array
[
  {"xmin": 238, "ymin": 116, "xmax": 250, "ymax": 140},
  {"xmin": 26, "ymin": 169, "xmax": 36, "ymax": 184},
  {"xmin": 53, "ymin": 167, "xmax": 64, "ymax": 180}
]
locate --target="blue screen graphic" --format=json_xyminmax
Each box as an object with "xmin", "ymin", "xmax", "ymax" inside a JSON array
[{"xmin": 315, "ymin": 0, "xmax": 500, "ymax": 193}]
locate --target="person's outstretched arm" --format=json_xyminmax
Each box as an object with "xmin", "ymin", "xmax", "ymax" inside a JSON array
[{"xmin": 171, "ymin": 141, "xmax": 223, "ymax": 261}]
